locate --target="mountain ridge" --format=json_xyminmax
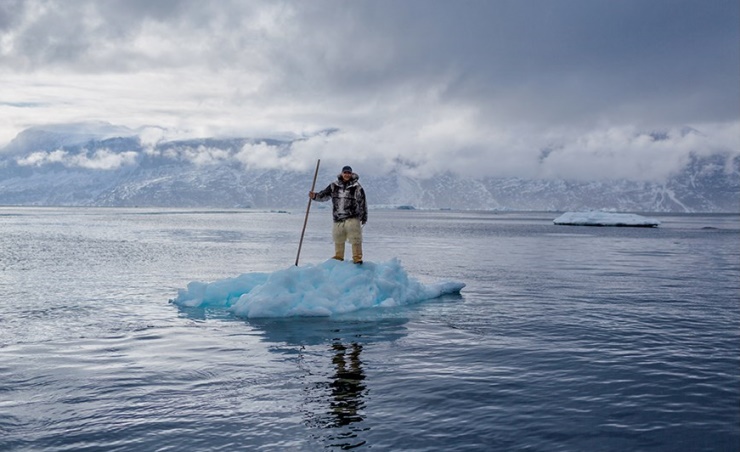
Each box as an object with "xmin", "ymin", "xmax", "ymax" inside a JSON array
[{"xmin": 1, "ymin": 124, "xmax": 737, "ymax": 212}]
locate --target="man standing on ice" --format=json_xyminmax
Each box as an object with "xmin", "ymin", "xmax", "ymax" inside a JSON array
[{"xmin": 309, "ymin": 165, "xmax": 368, "ymax": 264}]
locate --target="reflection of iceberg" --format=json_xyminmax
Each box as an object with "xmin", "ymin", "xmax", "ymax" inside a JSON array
[
  {"xmin": 172, "ymin": 258, "xmax": 465, "ymax": 318},
  {"xmin": 250, "ymin": 317, "xmax": 410, "ymax": 348}
]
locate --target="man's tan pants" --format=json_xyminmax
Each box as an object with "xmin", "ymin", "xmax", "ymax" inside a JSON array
[{"xmin": 332, "ymin": 218, "xmax": 363, "ymax": 263}]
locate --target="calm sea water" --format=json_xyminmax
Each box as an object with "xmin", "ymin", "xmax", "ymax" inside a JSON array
[{"xmin": 1, "ymin": 207, "xmax": 738, "ymax": 451}]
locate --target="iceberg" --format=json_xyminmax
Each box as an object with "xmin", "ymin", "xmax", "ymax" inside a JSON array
[
  {"xmin": 171, "ymin": 258, "xmax": 465, "ymax": 318},
  {"xmin": 553, "ymin": 211, "xmax": 660, "ymax": 227}
]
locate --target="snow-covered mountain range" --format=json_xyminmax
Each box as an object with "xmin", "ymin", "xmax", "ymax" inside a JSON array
[{"xmin": 1, "ymin": 123, "xmax": 737, "ymax": 212}]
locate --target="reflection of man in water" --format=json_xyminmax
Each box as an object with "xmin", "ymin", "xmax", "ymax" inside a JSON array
[{"xmin": 329, "ymin": 341, "xmax": 366, "ymax": 427}]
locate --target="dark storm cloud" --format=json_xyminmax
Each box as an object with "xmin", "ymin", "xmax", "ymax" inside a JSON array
[
  {"xmin": 3, "ymin": 0, "xmax": 737, "ymax": 120},
  {"xmin": 295, "ymin": 0, "xmax": 739, "ymax": 126}
]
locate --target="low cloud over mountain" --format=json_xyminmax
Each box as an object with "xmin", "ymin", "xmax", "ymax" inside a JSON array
[{"xmin": 0, "ymin": 123, "xmax": 737, "ymax": 212}]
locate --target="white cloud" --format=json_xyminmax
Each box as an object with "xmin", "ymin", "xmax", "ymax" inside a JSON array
[
  {"xmin": 16, "ymin": 148, "xmax": 138, "ymax": 170},
  {"xmin": 235, "ymin": 142, "xmax": 300, "ymax": 171},
  {"xmin": 183, "ymin": 146, "xmax": 232, "ymax": 166},
  {"xmin": 17, "ymin": 151, "xmax": 51, "ymax": 166},
  {"xmin": 534, "ymin": 125, "xmax": 738, "ymax": 181},
  {"xmin": 74, "ymin": 149, "xmax": 138, "ymax": 169}
]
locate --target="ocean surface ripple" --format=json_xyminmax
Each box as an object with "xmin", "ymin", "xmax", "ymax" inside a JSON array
[{"xmin": 1, "ymin": 208, "xmax": 738, "ymax": 451}]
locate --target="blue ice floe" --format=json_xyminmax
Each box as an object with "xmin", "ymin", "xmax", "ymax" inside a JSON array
[
  {"xmin": 172, "ymin": 258, "xmax": 465, "ymax": 318},
  {"xmin": 553, "ymin": 211, "xmax": 661, "ymax": 227}
]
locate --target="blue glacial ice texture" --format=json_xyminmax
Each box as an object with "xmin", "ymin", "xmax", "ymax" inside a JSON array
[{"xmin": 172, "ymin": 258, "xmax": 465, "ymax": 318}]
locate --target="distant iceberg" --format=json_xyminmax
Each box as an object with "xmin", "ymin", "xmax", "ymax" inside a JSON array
[
  {"xmin": 553, "ymin": 211, "xmax": 660, "ymax": 227},
  {"xmin": 171, "ymin": 258, "xmax": 465, "ymax": 318}
]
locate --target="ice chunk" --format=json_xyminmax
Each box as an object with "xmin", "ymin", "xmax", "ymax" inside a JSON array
[
  {"xmin": 171, "ymin": 258, "xmax": 465, "ymax": 318},
  {"xmin": 553, "ymin": 211, "xmax": 660, "ymax": 227}
]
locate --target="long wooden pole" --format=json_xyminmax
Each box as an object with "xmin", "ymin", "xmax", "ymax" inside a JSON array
[{"xmin": 295, "ymin": 159, "xmax": 321, "ymax": 266}]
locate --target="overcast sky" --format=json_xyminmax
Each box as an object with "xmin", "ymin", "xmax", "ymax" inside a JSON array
[{"xmin": 1, "ymin": 0, "xmax": 738, "ymax": 180}]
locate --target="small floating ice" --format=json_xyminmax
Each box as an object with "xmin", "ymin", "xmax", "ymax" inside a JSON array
[
  {"xmin": 172, "ymin": 258, "xmax": 465, "ymax": 318},
  {"xmin": 553, "ymin": 211, "xmax": 660, "ymax": 227}
]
